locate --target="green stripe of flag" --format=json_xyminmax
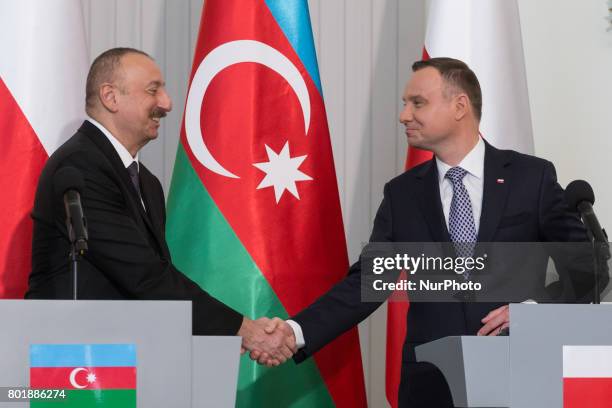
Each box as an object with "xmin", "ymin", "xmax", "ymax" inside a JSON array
[
  {"xmin": 30, "ymin": 390, "xmax": 135, "ymax": 407},
  {"xmin": 166, "ymin": 144, "xmax": 335, "ymax": 407}
]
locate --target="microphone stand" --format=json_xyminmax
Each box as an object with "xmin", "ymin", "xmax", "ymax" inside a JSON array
[
  {"xmin": 586, "ymin": 229, "xmax": 609, "ymax": 305},
  {"xmin": 66, "ymin": 214, "xmax": 88, "ymax": 300},
  {"xmin": 69, "ymin": 238, "xmax": 78, "ymax": 300}
]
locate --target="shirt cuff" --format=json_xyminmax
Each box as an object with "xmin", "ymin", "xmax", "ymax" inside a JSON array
[{"xmin": 286, "ymin": 319, "xmax": 306, "ymax": 349}]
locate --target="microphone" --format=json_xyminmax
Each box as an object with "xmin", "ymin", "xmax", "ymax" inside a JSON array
[
  {"xmin": 565, "ymin": 180, "xmax": 609, "ymax": 304},
  {"xmin": 54, "ymin": 167, "xmax": 88, "ymax": 253},
  {"xmin": 565, "ymin": 180, "xmax": 608, "ymax": 243}
]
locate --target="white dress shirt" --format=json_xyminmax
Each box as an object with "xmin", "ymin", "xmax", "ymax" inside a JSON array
[
  {"xmin": 87, "ymin": 117, "xmax": 139, "ymax": 169},
  {"xmin": 436, "ymin": 136, "xmax": 485, "ymax": 233},
  {"xmin": 289, "ymin": 137, "xmax": 486, "ymax": 349},
  {"xmin": 87, "ymin": 117, "xmax": 145, "ymax": 209}
]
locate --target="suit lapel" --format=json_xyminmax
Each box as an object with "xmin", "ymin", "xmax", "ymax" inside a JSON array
[
  {"xmin": 477, "ymin": 141, "xmax": 511, "ymax": 242},
  {"xmin": 80, "ymin": 121, "xmax": 164, "ymax": 252},
  {"xmin": 416, "ymin": 160, "xmax": 451, "ymax": 242}
]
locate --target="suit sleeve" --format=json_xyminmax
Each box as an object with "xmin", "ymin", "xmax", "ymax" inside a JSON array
[
  {"xmin": 292, "ymin": 183, "xmax": 394, "ymax": 363},
  {"xmin": 538, "ymin": 161, "xmax": 609, "ymax": 302},
  {"xmin": 59, "ymin": 151, "xmax": 243, "ymax": 335}
]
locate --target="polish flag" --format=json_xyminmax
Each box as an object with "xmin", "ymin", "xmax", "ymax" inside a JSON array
[
  {"xmin": 563, "ymin": 346, "xmax": 612, "ymax": 408},
  {"xmin": 387, "ymin": 1, "xmax": 534, "ymax": 406},
  {"xmin": 0, "ymin": 1, "xmax": 88, "ymax": 298}
]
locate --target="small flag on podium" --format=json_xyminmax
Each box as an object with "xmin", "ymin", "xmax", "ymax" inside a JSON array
[
  {"xmin": 563, "ymin": 345, "xmax": 612, "ymax": 408},
  {"xmin": 29, "ymin": 344, "xmax": 137, "ymax": 407}
]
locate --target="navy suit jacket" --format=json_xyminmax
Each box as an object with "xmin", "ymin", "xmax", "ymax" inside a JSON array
[{"xmin": 291, "ymin": 141, "xmax": 604, "ymax": 403}]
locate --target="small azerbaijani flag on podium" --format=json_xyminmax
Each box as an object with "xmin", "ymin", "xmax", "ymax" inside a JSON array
[
  {"xmin": 563, "ymin": 345, "xmax": 612, "ymax": 408},
  {"xmin": 29, "ymin": 344, "xmax": 136, "ymax": 407}
]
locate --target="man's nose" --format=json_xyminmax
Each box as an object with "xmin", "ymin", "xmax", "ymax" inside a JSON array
[
  {"xmin": 399, "ymin": 104, "xmax": 413, "ymax": 124},
  {"xmin": 158, "ymin": 89, "xmax": 173, "ymax": 112}
]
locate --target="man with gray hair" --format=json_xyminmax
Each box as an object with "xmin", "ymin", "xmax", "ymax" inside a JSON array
[{"xmin": 27, "ymin": 47, "xmax": 295, "ymax": 363}]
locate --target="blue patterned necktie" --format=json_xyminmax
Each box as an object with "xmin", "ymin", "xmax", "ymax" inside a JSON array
[{"xmin": 445, "ymin": 167, "xmax": 477, "ymax": 271}]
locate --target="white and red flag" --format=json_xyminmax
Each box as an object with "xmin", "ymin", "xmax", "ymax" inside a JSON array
[
  {"xmin": 563, "ymin": 345, "xmax": 612, "ymax": 407},
  {"xmin": 388, "ymin": 1, "xmax": 534, "ymax": 406},
  {"xmin": 0, "ymin": 0, "xmax": 88, "ymax": 297}
]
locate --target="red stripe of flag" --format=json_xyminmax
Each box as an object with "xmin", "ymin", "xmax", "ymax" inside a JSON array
[
  {"xmin": 0, "ymin": 78, "xmax": 49, "ymax": 299},
  {"xmin": 30, "ymin": 367, "xmax": 136, "ymax": 390},
  {"xmin": 564, "ymin": 378, "xmax": 612, "ymax": 408}
]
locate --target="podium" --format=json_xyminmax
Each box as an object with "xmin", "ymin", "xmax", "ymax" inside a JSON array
[
  {"xmin": 415, "ymin": 304, "xmax": 612, "ymax": 407},
  {"xmin": 416, "ymin": 336, "xmax": 509, "ymax": 407},
  {"xmin": 0, "ymin": 300, "xmax": 240, "ymax": 408}
]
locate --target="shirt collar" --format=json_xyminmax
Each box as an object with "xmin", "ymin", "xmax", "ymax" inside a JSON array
[
  {"xmin": 436, "ymin": 136, "xmax": 485, "ymax": 183},
  {"xmin": 87, "ymin": 117, "xmax": 139, "ymax": 170}
]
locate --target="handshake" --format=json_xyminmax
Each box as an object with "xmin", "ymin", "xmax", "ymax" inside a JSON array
[{"xmin": 238, "ymin": 317, "xmax": 297, "ymax": 367}]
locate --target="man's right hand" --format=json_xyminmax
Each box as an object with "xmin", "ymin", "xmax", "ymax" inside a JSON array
[{"xmin": 238, "ymin": 317, "xmax": 297, "ymax": 367}]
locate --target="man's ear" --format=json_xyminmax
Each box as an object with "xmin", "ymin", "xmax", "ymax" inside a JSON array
[
  {"xmin": 454, "ymin": 93, "xmax": 470, "ymax": 121},
  {"xmin": 99, "ymin": 83, "xmax": 119, "ymax": 113}
]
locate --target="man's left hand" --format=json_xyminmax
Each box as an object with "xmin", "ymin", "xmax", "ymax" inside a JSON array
[{"xmin": 478, "ymin": 304, "xmax": 509, "ymax": 336}]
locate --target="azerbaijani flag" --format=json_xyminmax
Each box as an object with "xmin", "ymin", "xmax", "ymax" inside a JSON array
[
  {"xmin": 166, "ymin": 0, "xmax": 366, "ymax": 406},
  {"xmin": 563, "ymin": 345, "xmax": 612, "ymax": 408},
  {"xmin": 29, "ymin": 344, "xmax": 136, "ymax": 407}
]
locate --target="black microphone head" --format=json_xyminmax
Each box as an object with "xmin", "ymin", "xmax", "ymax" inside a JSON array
[
  {"xmin": 565, "ymin": 180, "xmax": 595, "ymax": 211},
  {"xmin": 53, "ymin": 166, "xmax": 85, "ymax": 197}
]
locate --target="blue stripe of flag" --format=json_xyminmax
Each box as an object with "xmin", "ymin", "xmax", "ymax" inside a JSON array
[
  {"xmin": 265, "ymin": 0, "xmax": 323, "ymax": 96},
  {"xmin": 30, "ymin": 344, "xmax": 136, "ymax": 367}
]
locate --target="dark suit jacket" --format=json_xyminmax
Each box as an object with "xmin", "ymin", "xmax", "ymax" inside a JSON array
[
  {"xmin": 291, "ymin": 141, "xmax": 605, "ymax": 405},
  {"xmin": 27, "ymin": 120, "xmax": 243, "ymax": 336}
]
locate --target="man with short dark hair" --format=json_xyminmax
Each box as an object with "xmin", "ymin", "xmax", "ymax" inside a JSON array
[
  {"xmin": 260, "ymin": 57, "xmax": 603, "ymax": 406},
  {"xmin": 411, "ymin": 57, "xmax": 483, "ymax": 121},
  {"xmin": 27, "ymin": 47, "xmax": 295, "ymax": 363}
]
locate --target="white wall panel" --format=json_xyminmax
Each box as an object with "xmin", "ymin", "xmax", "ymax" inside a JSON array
[
  {"xmin": 81, "ymin": 0, "xmax": 91, "ymax": 44},
  {"xmin": 397, "ymin": 0, "xmax": 427, "ymax": 170},
  {"xmin": 138, "ymin": 0, "xmax": 167, "ymax": 183},
  {"xmin": 372, "ymin": 0, "xmax": 400, "ymax": 218},
  {"xmin": 189, "ymin": 0, "xmax": 204, "ymax": 63},
  {"xmin": 88, "ymin": 0, "xmax": 116, "ymax": 59},
  {"xmin": 317, "ymin": 0, "xmax": 346, "ymax": 223},
  {"xmin": 308, "ymin": 0, "xmax": 320, "ymax": 51},
  {"xmin": 115, "ymin": 0, "xmax": 140, "ymax": 47},
  {"xmin": 518, "ymin": 0, "xmax": 612, "ymax": 232},
  {"xmin": 162, "ymin": 0, "xmax": 190, "ymax": 186},
  {"xmin": 344, "ymin": 0, "xmax": 373, "ymax": 262},
  {"xmin": 344, "ymin": 0, "xmax": 376, "ymax": 398},
  {"xmin": 368, "ymin": 1, "xmax": 399, "ymax": 404}
]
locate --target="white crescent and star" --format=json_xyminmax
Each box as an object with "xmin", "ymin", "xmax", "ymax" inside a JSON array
[
  {"xmin": 68, "ymin": 368, "xmax": 87, "ymax": 389},
  {"xmin": 184, "ymin": 39, "xmax": 314, "ymax": 203},
  {"xmin": 253, "ymin": 142, "xmax": 312, "ymax": 203},
  {"xmin": 68, "ymin": 367, "xmax": 97, "ymax": 389}
]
